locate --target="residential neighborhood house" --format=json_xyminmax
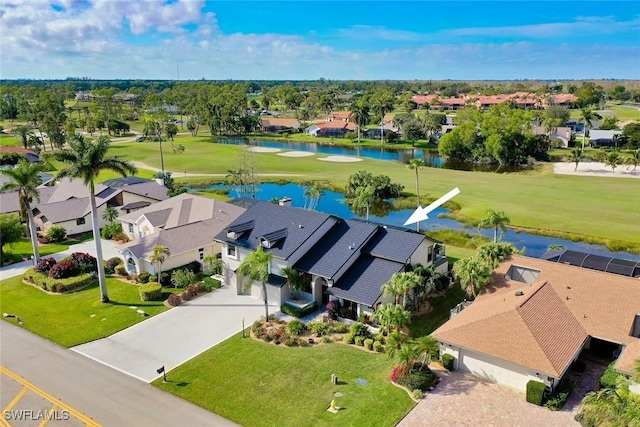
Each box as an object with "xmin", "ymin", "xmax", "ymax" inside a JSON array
[{"xmin": 260, "ymin": 118, "xmax": 301, "ymax": 134}]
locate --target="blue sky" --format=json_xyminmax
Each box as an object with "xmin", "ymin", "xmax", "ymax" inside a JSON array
[{"xmin": 1, "ymin": 1, "xmax": 639, "ymax": 80}]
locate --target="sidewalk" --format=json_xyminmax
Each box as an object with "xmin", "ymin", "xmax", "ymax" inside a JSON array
[{"xmin": 0, "ymin": 239, "xmax": 121, "ymax": 281}]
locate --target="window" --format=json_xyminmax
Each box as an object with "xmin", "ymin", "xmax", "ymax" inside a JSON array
[
  {"xmin": 227, "ymin": 244, "xmax": 237, "ymax": 258},
  {"xmin": 76, "ymin": 218, "xmax": 86, "ymax": 225},
  {"xmin": 199, "ymin": 248, "xmax": 204, "ymax": 260},
  {"xmin": 128, "ymin": 223, "xmax": 134, "ymax": 233}
]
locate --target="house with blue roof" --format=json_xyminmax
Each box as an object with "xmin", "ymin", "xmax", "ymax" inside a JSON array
[{"xmin": 214, "ymin": 199, "xmax": 448, "ymax": 319}]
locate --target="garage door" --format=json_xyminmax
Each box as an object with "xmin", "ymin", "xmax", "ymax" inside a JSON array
[{"xmin": 459, "ymin": 350, "xmax": 530, "ymax": 391}]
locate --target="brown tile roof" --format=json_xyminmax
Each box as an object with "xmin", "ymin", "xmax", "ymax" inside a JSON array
[
  {"xmin": 330, "ymin": 111, "xmax": 351, "ymax": 120},
  {"xmin": 315, "ymin": 121, "xmax": 357, "ymax": 130},
  {"xmin": 433, "ymin": 254, "xmax": 640, "ymax": 377},
  {"xmin": 412, "ymin": 95, "xmax": 437, "ymax": 105},
  {"xmin": 260, "ymin": 118, "xmax": 301, "ymax": 128},
  {"xmin": 0, "ymin": 146, "xmax": 37, "ymax": 155}
]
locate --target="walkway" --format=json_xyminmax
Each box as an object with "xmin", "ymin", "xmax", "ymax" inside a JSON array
[
  {"xmin": 0, "ymin": 239, "xmax": 121, "ymax": 281},
  {"xmin": 72, "ymin": 285, "xmax": 271, "ymax": 382},
  {"xmin": 398, "ymin": 369, "xmax": 578, "ymax": 427},
  {"xmin": 0, "ymin": 322, "xmax": 237, "ymax": 426}
]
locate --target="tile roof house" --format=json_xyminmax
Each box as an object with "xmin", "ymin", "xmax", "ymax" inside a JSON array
[
  {"xmin": 433, "ymin": 254, "xmax": 640, "ymax": 392},
  {"xmin": 214, "ymin": 201, "xmax": 448, "ymax": 319},
  {"xmin": 260, "ymin": 118, "xmax": 301, "ymax": 133},
  {"xmin": 304, "ymin": 121, "xmax": 357, "ymax": 138},
  {"xmin": 0, "ymin": 146, "xmax": 41, "ymax": 163},
  {"xmin": 117, "ymin": 193, "xmax": 246, "ymax": 275}
]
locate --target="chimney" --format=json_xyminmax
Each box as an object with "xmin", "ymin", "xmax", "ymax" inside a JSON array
[{"xmin": 278, "ymin": 197, "xmax": 292, "ymax": 207}]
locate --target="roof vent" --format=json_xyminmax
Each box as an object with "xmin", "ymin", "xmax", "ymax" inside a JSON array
[
  {"xmin": 298, "ymin": 224, "xmax": 303, "ymax": 229},
  {"xmin": 514, "ymin": 291, "xmax": 524, "ymax": 297}
]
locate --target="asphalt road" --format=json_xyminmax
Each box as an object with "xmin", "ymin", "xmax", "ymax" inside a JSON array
[{"xmin": 0, "ymin": 322, "xmax": 238, "ymax": 427}]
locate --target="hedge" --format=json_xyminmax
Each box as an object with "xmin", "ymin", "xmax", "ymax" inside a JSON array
[
  {"xmin": 23, "ymin": 268, "xmax": 95, "ymax": 293},
  {"xmin": 279, "ymin": 301, "xmax": 318, "ymax": 318},
  {"xmin": 442, "ymin": 354, "xmax": 455, "ymax": 371},
  {"xmin": 159, "ymin": 261, "xmax": 202, "ymax": 286},
  {"xmin": 139, "ymin": 282, "xmax": 162, "ymax": 301},
  {"xmin": 526, "ymin": 380, "xmax": 546, "ymax": 406},
  {"xmin": 203, "ymin": 277, "xmax": 221, "ymax": 291}
]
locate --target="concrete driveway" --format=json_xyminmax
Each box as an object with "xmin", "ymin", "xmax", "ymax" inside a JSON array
[
  {"xmin": 72, "ymin": 285, "xmax": 271, "ymax": 382},
  {"xmin": 399, "ymin": 369, "xmax": 579, "ymax": 427}
]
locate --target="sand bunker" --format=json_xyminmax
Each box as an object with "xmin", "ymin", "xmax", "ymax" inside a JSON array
[
  {"xmin": 318, "ymin": 155, "xmax": 363, "ymax": 163},
  {"xmin": 248, "ymin": 147, "xmax": 281, "ymax": 153},
  {"xmin": 553, "ymin": 162, "xmax": 639, "ymax": 179},
  {"xmin": 277, "ymin": 151, "xmax": 315, "ymax": 158}
]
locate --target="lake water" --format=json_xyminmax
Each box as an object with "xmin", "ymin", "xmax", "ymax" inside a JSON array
[{"xmin": 202, "ymin": 182, "xmax": 640, "ymax": 262}]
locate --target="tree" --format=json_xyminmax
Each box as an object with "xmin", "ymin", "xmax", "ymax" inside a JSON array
[
  {"xmin": 372, "ymin": 304, "xmax": 395, "ymax": 335},
  {"xmin": 407, "ymin": 158, "xmax": 425, "ymax": 207},
  {"xmin": 0, "ymin": 160, "xmax": 43, "ymax": 263},
  {"xmin": 12, "ymin": 124, "xmax": 34, "ymax": 149},
  {"xmin": 381, "ymin": 275, "xmax": 403, "ymax": 305},
  {"xmin": 0, "ymin": 213, "xmax": 25, "ymax": 263},
  {"xmin": 393, "ymin": 343, "xmax": 418, "ymax": 376},
  {"xmin": 452, "ymin": 256, "xmax": 493, "ymax": 298},
  {"xmin": 281, "ymin": 266, "xmax": 306, "ymax": 299},
  {"xmin": 102, "ymin": 206, "xmax": 119, "ymax": 223},
  {"xmin": 351, "ymin": 185, "xmax": 375, "ymax": 220},
  {"xmin": 53, "ymin": 135, "xmax": 137, "ymax": 303},
  {"xmin": 580, "ymin": 108, "xmax": 602, "ymax": 150},
  {"xmin": 402, "ymin": 119, "xmax": 424, "ymax": 146},
  {"xmin": 237, "ymin": 246, "xmax": 273, "ymax": 319},
  {"xmin": 149, "ymin": 244, "xmax": 170, "ymax": 282},
  {"xmin": 476, "ymin": 242, "xmax": 519, "ymax": 268},
  {"xmin": 412, "ymin": 336, "xmax": 439, "ymax": 368},
  {"xmin": 625, "ymin": 149, "xmax": 640, "ymax": 172},
  {"xmin": 604, "ymin": 150, "xmax": 622, "ymax": 174},
  {"xmin": 382, "ymin": 272, "xmax": 420, "ymax": 308},
  {"xmin": 568, "ymin": 146, "xmax": 583, "ymax": 171},
  {"xmin": 349, "ymin": 100, "xmax": 370, "ymax": 143},
  {"xmin": 477, "ymin": 209, "xmax": 511, "ymax": 243}
]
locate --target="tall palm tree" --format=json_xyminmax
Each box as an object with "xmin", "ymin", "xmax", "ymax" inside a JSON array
[
  {"xmin": 237, "ymin": 246, "xmax": 273, "ymax": 319},
  {"xmin": 349, "ymin": 101, "xmax": 370, "ymax": 143},
  {"xmin": 12, "ymin": 124, "xmax": 34, "ymax": 150},
  {"xmin": 580, "ymin": 108, "xmax": 602, "ymax": 150},
  {"xmin": 0, "ymin": 160, "xmax": 43, "ymax": 263},
  {"xmin": 351, "ymin": 185, "xmax": 375, "ymax": 221},
  {"xmin": 149, "ymin": 244, "xmax": 170, "ymax": 283},
  {"xmin": 452, "ymin": 256, "xmax": 493, "ymax": 298},
  {"xmin": 52, "ymin": 134, "xmax": 137, "ymax": 303},
  {"xmin": 568, "ymin": 146, "xmax": 583, "ymax": 171},
  {"xmin": 604, "ymin": 150, "xmax": 622, "ymax": 174},
  {"xmin": 477, "ymin": 209, "xmax": 511, "ymax": 243},
  {"xmin": 407, "ymin": 158, "xmax": 425, "ymax": 208},
  {"xmin": 626, "ymin": 149, "xmax": 640, "ymax": 172}
]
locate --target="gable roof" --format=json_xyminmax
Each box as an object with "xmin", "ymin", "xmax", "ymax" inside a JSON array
[
  {"xmin": 589, "ymin": 130, "xmax": 622, "ymax": 141},
  {"xmin": 119, "ymin": 180, "xmax": 169, "ymax": 201},
  {"xmin": 260, "ymin": 118, "xmax": 301, "ymax": 128},
  {"xmin": 433, "ymin": 254, "xmax": 640, "ymax": 376},
  {"xmin": 363, "ymin": 224, "xmax": 430, "ymax": 263},
  {"xmin": 35, "ymin": 197, "xmax": 92, "ymax": 223}
]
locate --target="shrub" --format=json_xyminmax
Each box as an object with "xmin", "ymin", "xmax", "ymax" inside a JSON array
[
  {"xmin": 412, "ymin": 389, "xmax": 424, "ymax": 400},
  {"xmin": 364, "ymin": 338, "xmax": 374, "ymax": 350},
  {"xmin": 373, "ymin": 341, "xmax": 383, "ymax": 353},
  {"xmin": 105, "ymin": 257, "xmax": 122, "ymax": 274},
  {"xmin": 115, "ymin": 264, "xmax": 127, "ymax": 276},
  {"xmin": 54, "ymin": 283, "xmax": 65, "ymax": 293},
  {"xmin": 46, "ymin": 225, "xmax": 66, "ymax": 243},
  {"xmin": 345, "ymin": 334, "xmax": 355, "ymax": 345},
  {"xmin": 25, "ymin": 269, "xmax": 95, "ymax": 293},
  {"xmin": 285, "ymin": 337, "xmax": 299, "ymax": 347},
  {"xmin": 139, "ymin": 282, "xmax": 162, "ymax": 301},
  {"xmin": 149, "ymin": 274, "xmax": 157, "ymax": 282},
  {"xmin": 187, "ymin": 283, "xmax": 199, "ymax": 295},
  {"xmin": 442, "ymin": 354, "xmax": 455, "ymax": 371},
  {"xmin": 599, "ymin": 361, "xmax": 623, "ymax": 389},
  {"xmin": 285, "ymin": 320, "xmax": 305, "ymax": 336},
  {"xmin": 180, "ymin": 290, "xmax": 194, "ymax": 302},
  {"xmin": 321, "ymin": 336, "xmax": 332, "ymax": 344},
  {"xmin": 374, "ymin": 332, "xmax": 386, "ymax": 345},
  {"xmin": 203, "ymin": 277, "xmax": 221, "ymax": 291},
  {"xmin": 310, "ymin": 322, "xmax": 329, "ymax": 336},
  {"xmin": 350, "ymin": 322, "xmax": 371, "ymax": 338},
  {"xmin": 159, "ymin": 262, "xmax": 201, "ymax": 286},
  {"xmin": 167, "ymin": 293, "xmax": 182, "ymax": 307},
  {"xmin": 332, "ymin": 322, "xmax": 349, "ymax": 334},
  {"xmin": 526, "ymin": 380, "xmax": 546, "ymax": 406},
  {"xmin": 49, "ymin": 260, "xmax": 77, "ymax": 279},
  {"xmin": 171, "ymin": 268, "xmax": 197, "ymax": 289},
  {"xmin": 35, "ymin": 257, "xmax": 57, "ymax": 275},
  {"xmin": 544, "ymin": 377, "xmax": 576, "ymax": 410},
  {"xmin": 391, "ymin": 365, "xmax": 405, "ymax": 383},
  {"xmin": 251, "ymin": 320, "xmax": 265, "ymax": 338},
  {"xmin": 280, "ymin": 301, "xmax": 318, "ymax": 318},
  {"xmin": 70, "ymin": 252, "xmax": 97, "ymax": 273},
  {"xmin": 354, "ymin": 336, "xmax": 365, "ymax": 346},
  {"xmin": 326, "ymin": 300, "xmax": 341, "ymax": 319},
  {"xmin": 399, "ymin": 366, "xmax": 437, "ymax": 392},
  {"xmin": 138, "ymin": 272, "xmax": 151, "ymax": 284},
  {"xmin": 101, "ymin": 222, "xmax": 123, "ymax": 239}
]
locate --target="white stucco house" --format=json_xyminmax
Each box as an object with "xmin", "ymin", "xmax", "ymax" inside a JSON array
[
  {"xmin": 433, "ymin": 254, "xmax": 640, "ymax": 393},
  {"xmin": 214, "ymin": 199, "xmax": 448, "ymax": 319},
  {"xmin": 116, "ymin": 193, "xmax": 245, "ymax": 275}
]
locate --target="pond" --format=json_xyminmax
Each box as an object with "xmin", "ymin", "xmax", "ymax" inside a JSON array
[{"xmin": 200, "ymin": 182, "xmax": 640, "ymax": 262}]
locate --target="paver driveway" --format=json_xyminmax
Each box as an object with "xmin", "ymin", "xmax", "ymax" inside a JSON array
[
  {"xmin": 72, "ymin": 285, "xmax": 270, "ymax": 382},
  {"xmin": 399, "ymin": 369, "xmax": 579, "ymax": 427}
]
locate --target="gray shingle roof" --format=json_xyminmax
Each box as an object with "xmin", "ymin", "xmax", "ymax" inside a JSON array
[
  {"xmin": 215, "ymin": 201, "xmax": 335, "ymax": 260},
  {"xmin": 329, "ymin": 256, "xmax": 405, "ymax": 306},
  {"xmin": 101, "ymin": 177, "xmax": 151, "ymax": 187},
  {"xmin": 35, "ymin": 198, "xmax": 90, "ymax": 223},
  {"xmin": 294, "ymin": 219, "xmax": 378, "ymax": 279},
  {"xmin": 121, "ymin": 181, "xmax": 169, "ymax": 201},
  {"xmin": 363, "ymin": 225, "xmax": 428, "ymax": 263}
]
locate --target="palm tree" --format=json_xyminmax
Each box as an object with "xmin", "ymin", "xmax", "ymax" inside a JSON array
[
  {"xmin": 351, "ymin": 185, "xmax": 375, "ymax": 221},
  {"xmin": 12, "ymin": 124, "xmax": 34, "ymax": 149},
  {"xmin": 604, "ymin": 150, "xmax": 622, "ymax": 174},
  {"xmin": 388, "ymin": 304, "xmax": 412, "ymax": 332},
  {"xmin": 102, "ymin": 206, "xmax": 119, "ymax": 223},
  {"xmin": 237, "ymin": 246, "xmax": 273, "ymax": 319},
  {"xmin": 372, "ymin": 304, "xmax": 395, "ymax": 335},
  {"xmin": 412, "ymin": 336, "xmax": 439, "ymax": 368},
  {"xmin": 626, "ymin": 149, "xmax": 640, "ymax": 172},
  {"xmin": 149, "ymin": 244, "xmax": 170, "ymax": 283},
  {"xmin": 52, "ymin": 134, "xmax": 137, "ymax": 303},
  {"xmin": 0, "ymin": 160, "xmax": 43, "ymax": 263},
  {"xmin": 568, "ymin": 146, "xmax": 583, "ymax": 171},
  {"xmin": 349, "ymin": 101, "xmax": 370, "ymax": 143},
  {"xmin": 385, "ymin": 331, "xmax": 406, "ymax": 356},
  {"xmin": 580, "ymin": 108, "xmax": 602, "ymax": 150},
  {"xmin": 393, "ymin": 343, "xmax": 418, "ymax": 376},
  {"xmin": 477, "ymin": 209, "xmax": 510, "ymax": 243},
  {"xmin": 381, "ymin": 272, "xmax": 404, "ymax": 305},
  {"xmin": 281, "ymin": 266, "xmax": 305, "ymax": 299},
  {"xmin": 452, "ymin": 256, "xmax": 493, "ymax": 298},
  {"xmin": 407, "ymin": 158, "xmax": 425, "ymax": 208}
]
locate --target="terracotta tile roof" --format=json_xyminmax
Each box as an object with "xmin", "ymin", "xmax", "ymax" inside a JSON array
[
  {"xmin": 315, "ymin": 121, "xmax": 356, "ymax": 130},
  {"xmin": 433, "ymin": 254, "xmax": 640, "ymax": 377},
  {"xmin": 330, "ymin": 111, "xmax": 351, "ymax": 120},
  {"xmin": 439, "ymin": 98, "xmax": 466, "ymax": 105},
  {"xmin": 412, "ymin": 95, "xmax": 437, "ymax": 105},
  {"xmin": 0, "ymin": 146, "xmax": 37, "ymax": 155},
  {"xmin": 260, "ymin": 118, "xmax": 301, "ymax": 128}
]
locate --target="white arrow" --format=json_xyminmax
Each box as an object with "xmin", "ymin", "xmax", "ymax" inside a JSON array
[{"xmin": 403, "ymin": 187, "xmax": 460, "ymax": 226}]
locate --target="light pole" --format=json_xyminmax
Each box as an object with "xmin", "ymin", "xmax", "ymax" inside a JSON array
[{"xmin": 241, "ymin": 316, "xmax": 245, "ymax": 338}]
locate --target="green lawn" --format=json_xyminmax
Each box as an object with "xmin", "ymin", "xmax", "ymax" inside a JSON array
[
  {"xmin": 2, "ymin": 235, "xmax": 94, "ymax": 266},
  {"xmin": 409, "ymin": 286, "xmax": 468, "ymax": 338},
  {"xmin": 0, "ymin": 275, "xmax": 169, "ymax": 347},
  {"xmin": 153, "ymin": 335, "xmax": 415, "ymax": 427},
  {"xmin": 608, "ymin": 104, "xmax": 640, "ymax": 121}
]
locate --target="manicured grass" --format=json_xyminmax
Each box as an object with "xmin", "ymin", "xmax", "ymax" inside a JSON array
[
  {"xmin": 2, "ymin": 235, "xmax": 94, "ymax": 265},
  {"xmin": 409, "ymin": 286, "xmax": 468, "ymax": 338},
  {"xmin": 153, "ymin": 335, "xmax": 414, "ymax": 427},
  {"xmin": 0, "ymin": 275, "xmax": 169, "ymax": 347},
  {"xmin": 608, "ymin": 104, "xmax": 640, "ymax": 121},
  {"xmin": 444, "ymin": 246, "xmax": 476, "ymax": 263}
]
